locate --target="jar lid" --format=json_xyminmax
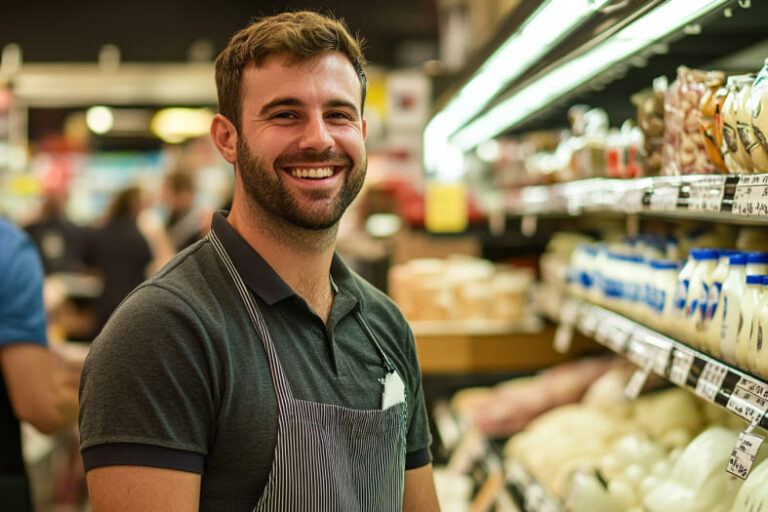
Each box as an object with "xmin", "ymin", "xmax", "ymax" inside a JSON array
[
  {"xmin": 747, "ymin": 252, "xmax": 768, "ymax": 264},
  {"xmin": 746, "ymin": 274, "xmax": 766, "ymax": 285},
  {"xmin": 729, "ymin": 253, "xmax": 747, "ymax": 266}
]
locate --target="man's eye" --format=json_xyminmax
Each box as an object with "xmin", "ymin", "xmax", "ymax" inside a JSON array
[
  {"xmin": 328, "ymin": 112, "xmax": 353, "ymax": 120},
  {"xmin": 272, "ymin": 112, "xmax": 297, "ymax": 119}
]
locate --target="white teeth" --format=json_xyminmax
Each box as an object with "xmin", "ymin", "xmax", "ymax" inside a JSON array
[{"xmin": 290, "ymin": 167, "xmax": 334, "ymax": 178}]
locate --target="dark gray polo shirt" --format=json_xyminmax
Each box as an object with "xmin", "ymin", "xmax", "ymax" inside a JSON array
[{"xmin": 79, "ymin": 212, "xmax": 432, "ymax": 511}]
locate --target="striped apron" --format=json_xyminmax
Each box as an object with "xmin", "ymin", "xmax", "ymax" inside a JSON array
[{"xmin": 208, "ymin": 232, "xmax": 408, "ymax": 511}]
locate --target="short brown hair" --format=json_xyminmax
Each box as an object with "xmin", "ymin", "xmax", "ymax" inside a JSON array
[{"xmin": 214, "ymin": 10, "xmax": 367, "ymax": 131}]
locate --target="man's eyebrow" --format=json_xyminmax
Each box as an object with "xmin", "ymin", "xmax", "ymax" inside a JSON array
[
  {"xmin": 258, "ymin": 98, "xmax": 361, "ymax": 118},
  {"xmin": 326, "ymin": 99, "xmax": 359, "ymax": 113},
  {"xmin": 258, "ymin": 97, "xmax": 304, "ymax": 116}
]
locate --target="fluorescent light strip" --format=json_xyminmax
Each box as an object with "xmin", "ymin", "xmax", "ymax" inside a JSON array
[
  {"xmin": 424, "ymin": 0, "xmax": 609, "ymax": 175},
  {"xmin": 450, "ymin": 0, "xmax": 732, "ymax": 151}
]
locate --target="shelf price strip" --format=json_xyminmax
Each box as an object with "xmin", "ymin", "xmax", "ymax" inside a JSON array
[
  {"xmin": 649, "ymin": 180, "xmax": 681, "ymax": 212},
  {"xmin": 553, "ymin": 299, "xmax": 580, "ymax": 354},
  {"xmin": 694, "ymin": 360, "xmax": 729, "ymax": 402},
  {"xmin": 732, "ymin": 173, "xmax": 768, "ymax": 216},
  {"xmin": 726, "ymin": 377, "xmax": 768, "ymax": 424},
  {"xmin": 687, "ymin": 175, "xmax": 727, "ymax": 212},
  {"xmin": 669, "ymin": 347, "xmax": 695, "ymax": 387}
]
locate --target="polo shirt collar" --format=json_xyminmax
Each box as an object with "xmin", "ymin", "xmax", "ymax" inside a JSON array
[{"xmin": 210, "ymin": 212, "xmax": 363, "ymax": 307}]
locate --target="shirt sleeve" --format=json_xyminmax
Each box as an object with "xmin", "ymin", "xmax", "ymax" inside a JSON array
[
  {"xmin": 0, "ymin": 227, "xmax": 47, "ymax": 347},
  {"xmin": 78, "ymin": 283, "xmax": 216, "ymax": 469},
  {"xmin": 403, "ymin": 327, "xmax": 433, "ymax": 469}
]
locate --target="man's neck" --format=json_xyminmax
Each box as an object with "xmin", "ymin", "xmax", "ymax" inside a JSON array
[{"xmin": 227, "ymin": 203, "xmax": 337, "ymax": 323}]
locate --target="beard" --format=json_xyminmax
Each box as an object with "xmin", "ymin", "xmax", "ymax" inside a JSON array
[{"xmin": 236, "ymin": 137, "xmax": 366, "ymax": 231}]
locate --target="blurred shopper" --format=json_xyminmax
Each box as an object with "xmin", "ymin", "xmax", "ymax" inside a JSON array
[
  {"xmin": 79, "ymin": 11, "xmax": 439, "ymax": 511},
  {"xmin": 82, "ymin": 186, "xmax": 171, "ymax": 336},
  {"xmin": 0, "ymin": 217, "xmax": 81, "ymax": 512},
  {"xmin": 24, "ymin": 193, "xmax": 85, "ymax": 275},
  {"xmin": 160, "ymin": 170, "xmax": 207, "ymax": 251}
]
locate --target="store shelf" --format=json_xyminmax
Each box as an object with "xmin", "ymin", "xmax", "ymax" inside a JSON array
[
  {"xmin": 488, "ymin": 174, "xmax": 768, "ymax": 225},
  {"xmin": 554, "ymin": 295, "xmax": 768, "ymax": 432},
  {"xmin": 413, "ymin": 322, "xmax": 599, "ymax": 374}
]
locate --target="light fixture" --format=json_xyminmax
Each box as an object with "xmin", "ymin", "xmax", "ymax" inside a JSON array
[
  {"xmin": 424, "ymin": 0, "xmax": 611, "ymax": 176},
  {"xmin": 86, "ymin": 106, "xmax": 114, "ymax": 134},
  {"xmin": 150, "ymin": 107, "xmax": 214, "ymax": 144},
  {"xmin": 449, "ymin": 0, "xmax": 732, "ymax": 152}
]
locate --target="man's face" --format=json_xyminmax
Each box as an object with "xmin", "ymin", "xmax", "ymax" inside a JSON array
[{"xmin": 235, "ymin": 51, "xmax": 367, "ymax": 230}]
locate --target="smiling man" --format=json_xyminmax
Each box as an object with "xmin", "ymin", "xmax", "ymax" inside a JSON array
[{"xmin": 78, "ymin": 11, "xmax": 440, "ymax": 512}]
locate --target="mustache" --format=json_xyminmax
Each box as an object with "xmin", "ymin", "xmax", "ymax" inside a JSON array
[{"xmin": 274, "ymin": 149, "xmax": 352, "ymax": 168}]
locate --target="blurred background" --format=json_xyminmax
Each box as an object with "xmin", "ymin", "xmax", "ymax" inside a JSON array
[{"xmin": 5, "ymin": 1, "xmax": 768, "ymax": 511}]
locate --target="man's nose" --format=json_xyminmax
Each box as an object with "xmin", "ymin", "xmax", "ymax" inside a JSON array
[{"xmin": 298, "ymin": 114, "xmax": 334, "ymax": 151}]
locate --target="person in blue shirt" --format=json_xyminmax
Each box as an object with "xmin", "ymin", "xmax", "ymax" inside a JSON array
[{"xmin": 0, "ymin": 217, "xmax": 81, "ymax": 511}]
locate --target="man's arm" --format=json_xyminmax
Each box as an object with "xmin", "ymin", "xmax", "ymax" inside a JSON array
[
  {"xmin": 87, "ymin": 466, "xmax": 201, "ymax": 512},
  {"xmin": 1, "ymin": 343, "xmax": 79, "ymax": 434},
  {"xmin": 404, "ymin": 463, "xmax": 441, "ymax": 511}
]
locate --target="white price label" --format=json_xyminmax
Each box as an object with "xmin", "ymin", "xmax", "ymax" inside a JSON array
[
  {"xmin": 594, "ymin": 321, "xmax": 611, "ymax": 345},
  {"xmin": 727, "ymin": 431, "xmax": 765, "ymax": 479},
  {"xmin": 649, "ymin": 182, "xmax": 681, "ymax": 211},
  {"xmin": 625, "ymin": 363, "xmax": 652, "ymax": 400},
  {"xmin": 579, "ymin": 311, "xmax": 598, "ymax": 336},
  {"xmin": 525, "ymin": 483, "xmax": 545, "ymax": 509},
  {"xmin": 626, "ymin": 338, "xmax": 650, "ymax": 367},
  {"xmin": 669, "ymin": 349, "xmax": 695, "ymax": 387},
  {"xmin": 559, "ymin": 300, "xmax": 580, "ymax": 325},
  {"xmin": 651, "ymin": 340, "xmax": 673, "ymax": 375},
  {"xmin": 732, "ymin": 174, "xmax": 768, "ymax": 216},
  {"xmin": 688, "ymin": 175, "xmax": 726, "ymax": 212},
  {"xmin": 505, "ymin": 459, "xmax": 530, "ymax": 488},
  {"xmin": 726, "ymin": 378, "xmax": 768, "ymax": 423},
  {"xmin": 554, "ymin": 323, "xmax": 574, "ymax": 354},
  {"xmin": 606, "ymin": 326, "xmax": 631, "ymax": 353},
  {"xmin": 734, "ymin": 376, "xmax": 768, "ymax": 400},
  {"xmin": 695, "ymin": 361, "xmax": 729, "ymax": 402}
]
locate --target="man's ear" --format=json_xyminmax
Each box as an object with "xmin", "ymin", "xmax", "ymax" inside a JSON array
[{"xmin": 210, "ymin": 114, "xmax": 238, "ymax": 164}]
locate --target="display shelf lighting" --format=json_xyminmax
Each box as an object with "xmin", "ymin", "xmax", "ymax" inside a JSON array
[
  {"xmin": 424, "ymin": 0, "xmax": 611, "ymax": 177},
  {"xmin": 450, "ymin": 0, "xmax": 733, "ymax": 152}
]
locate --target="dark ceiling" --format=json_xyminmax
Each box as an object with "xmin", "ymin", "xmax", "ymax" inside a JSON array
[{"xmin": 0, "ymin": 0, "xmax": 440, "ymax": 69}]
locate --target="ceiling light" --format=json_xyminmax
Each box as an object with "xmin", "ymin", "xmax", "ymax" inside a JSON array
[
  {"xmin": 450, "ymin": 0, "xmax": 732, "ymax": 152},
  {"xmin": 86, "ymin": 106, "xmax": 114, "ymax": 134},
  {"xmin": 424, "ymin": 0, "xmax": 610, "ymax": 176}
]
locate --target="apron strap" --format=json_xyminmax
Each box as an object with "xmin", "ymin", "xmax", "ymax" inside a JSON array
[{"xmin": 207, "ymin": 231, "xmax": 294, "ymax": 400}]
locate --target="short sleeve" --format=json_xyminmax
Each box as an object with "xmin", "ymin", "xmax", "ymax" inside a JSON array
[
  {"xmin": 78, "ymin": 283, "xmax": 217, "ymax": 460},
  {"xmin": 403, "ymin": 327, "xmax": 433, "ymax": 466},
  {"xmin": 0, "ymin": 223, "xmax": 47, "ymax": 347}
]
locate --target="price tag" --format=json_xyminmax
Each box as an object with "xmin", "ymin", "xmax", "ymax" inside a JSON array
[
  {"xmin": 594, "ymin": 321, "xmax": 611, "ymax": 345},
  {"xmin": 669, "ymin": 348, "xmax": 695, "ymax": 387},
  {"xmin": 735, "ymin": 377, "xmax": 768, "ymax": 400},
  {"xmin": 625, "ymin": 363, "xmax": 653, "ymax": 399},
  {"xmin": 694, "ymin": 361, "xmax": 729, "ymax": 402},
  {"xmin": 726, "ymin": 377, "xmax": 768, "ymax": 423},
  {"xmin": 649, "ymin": 181, "xmax": 681, "ymax": 211},
  {"xmin": 626, "ymin": 338, "xmax": 651, "ymax": 367},
  {"xmin": 727, "ymin": 430, "xmax": 765, "ymax": 479},
  {"xmin": 732, "ymin": 173, "xmax": 768, "ymax": 216},
  {"xmin": 559, "ymin": 299, "xmax": 580, "ymax": 325},
  {"xmin": 652, "ymin": 343, "xmax": 673, "ymax": 375},
  {"xmin": 606, "ymin": 326, "xmax": 631, "ymax": 353},
  {"xmin": 578, "ymin": 309, "xmax": 598, "ymax": 336},
  {"xmin": 432, "ymin": 401, "xmax": 463, "ymax": 452},
  {"xmin": 505, "ymin": 459, "xmax": 530, "ymax": 488},
  {"xmin": 554, "ymin": 323, "xmax": 574, "ymax": 354},
  {"xmin": 525, "ymin": 483, "xmax": 545, "ymax": 510},
  {"xmin": 688, "ymin": 175, "xmax": 726, "ymax": 212}
]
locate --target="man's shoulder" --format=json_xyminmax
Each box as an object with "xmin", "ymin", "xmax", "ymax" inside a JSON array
[{"xmin": 118, "ymin": 239, "xmax": 229, "ymax": 318}]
